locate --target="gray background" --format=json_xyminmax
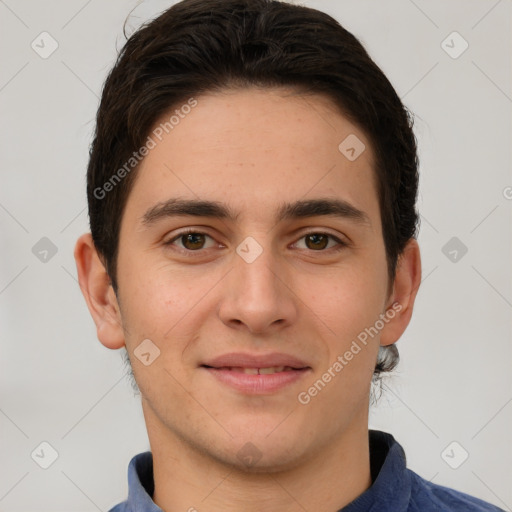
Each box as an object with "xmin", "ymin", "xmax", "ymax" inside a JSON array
[{"xmin": 1, "ymin": 0, "xmax": 511, "ymax": 510}]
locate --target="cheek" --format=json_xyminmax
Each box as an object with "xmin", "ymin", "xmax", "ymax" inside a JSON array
[
  {"xmin": 309, "ymin": 269, "xmax": 384, "ymax": 405},
  {"xmin": 306, "ymin": 260, "xmax": 388, "ymax": 348},
  {"xmin": 122, "ymin": 276, "xmax": 186, "ymax": 335},
  {"xmin": 117, "ymin": 270, "xmax": 201, "ymax": 387},
  {"xmin": 117, "ymin": 254, "xmax": 221, "ymax": 348}
]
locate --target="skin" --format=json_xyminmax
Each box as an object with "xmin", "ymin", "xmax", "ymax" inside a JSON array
[{"xmin": 75, "ymin": 87, "xmax": 421, "ymax": 512}]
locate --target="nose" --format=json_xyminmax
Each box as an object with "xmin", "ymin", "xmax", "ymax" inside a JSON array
[{"xmin": 217, "ymin": 244, "xmax": 298, "ymax": 335}]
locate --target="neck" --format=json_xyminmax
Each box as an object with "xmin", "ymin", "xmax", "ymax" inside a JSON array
[{"xmin": 146, "ymin": 402, "xmax": 372, "ymax": 512}]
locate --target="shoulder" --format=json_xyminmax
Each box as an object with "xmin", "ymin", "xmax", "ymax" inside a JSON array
[{"xmin": 407, "ymin": 470, "xmax": 505, "ymax": 511}]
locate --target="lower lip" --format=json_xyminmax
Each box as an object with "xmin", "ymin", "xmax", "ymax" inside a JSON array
[{"xmin": 202, "ymin": 367, "xmax": 311, "ymax": 394}]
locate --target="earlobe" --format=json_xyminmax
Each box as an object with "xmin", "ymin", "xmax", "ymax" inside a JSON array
[
  {"xmin": 379, "ymin": 238, "xmax": 422, "ymax": 347},
  {"xmin": 74, "ymin": 233, "xmax": 126, "ymax": 350}
]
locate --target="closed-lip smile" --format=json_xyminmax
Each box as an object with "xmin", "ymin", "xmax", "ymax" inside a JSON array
[{"xmin": 200, "ymin": 352, "xmax": 312, "ymax": 394}]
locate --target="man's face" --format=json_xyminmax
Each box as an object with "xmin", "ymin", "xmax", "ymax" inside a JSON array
[{"xmin": 115, "ymin": 88, "xmax": 392, "ymax": 470}]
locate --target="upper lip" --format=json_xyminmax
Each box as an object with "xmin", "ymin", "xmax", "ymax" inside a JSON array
[{"xmin": 201, "ymin": 352, "xmax": 310, "ymax": 369}]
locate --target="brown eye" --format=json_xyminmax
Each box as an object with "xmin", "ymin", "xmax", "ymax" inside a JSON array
[
  {"xmin": 181, "ymin": 233, "xmax": 206, "ymax": 250},
  {"xmin": 304, "ymin": 233, "xmax": 329, "ymax": 250},
  {"xmin": 294, "ymin": 232, "xmax": 347, "ymax": 252},
  {"xmin": 166, "ymin": 231, "xmax": 215, "ymax": 252}
]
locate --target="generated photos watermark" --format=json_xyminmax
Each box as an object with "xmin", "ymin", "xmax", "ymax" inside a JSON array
[
  {"xmin": 297, "ymin": 301, "xmax": 402, "ymax": 405},
  {"xmin": 93, "ymin": 97, "xmax": 198, "ymax": 200}
]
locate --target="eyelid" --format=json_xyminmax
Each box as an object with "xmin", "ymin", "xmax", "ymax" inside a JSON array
[{"xmin": 292, "ymin": 227, "xmax": 350, "ymax": 245}]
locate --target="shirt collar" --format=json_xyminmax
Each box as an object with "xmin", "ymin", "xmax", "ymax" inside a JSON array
[
  {"xmin": 341, "ymin": 430, "xmax": 411, "ymax": 511},
  {"xmin": 121, "ymin": 430, "xmax": 410, "ymax": 512},
  {"xmin": 125, "ymin": 450, "xmax": 162, "ymax": 511}
]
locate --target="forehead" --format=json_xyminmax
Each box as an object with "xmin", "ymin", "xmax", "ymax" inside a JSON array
[{"xmin": 124, "ymin": 87, "xmax": 380, "ymax": 229}]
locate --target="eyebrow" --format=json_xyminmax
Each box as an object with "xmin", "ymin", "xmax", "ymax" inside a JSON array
[{"xmin": 140, "ymin": 197, "xmax": 371, "ymax": 227}]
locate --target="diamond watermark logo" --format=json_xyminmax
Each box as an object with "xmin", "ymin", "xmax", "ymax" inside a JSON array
[
  {"xmin": 236, "ymin": 236, "xmax": 263, "ymax": 263},
  {"xmin": 442, "ymin": 236, "xmax": 468, "ymax": 263},
  {"xmin": 31, "ymin": 441, "xmax": 59, "ymax": 469},
  {"xmin": 32, "ymin": 237, "xmax": 58, "ymax": 263},
  {"xmin": 134, "ymin": 339, "xmax": 161, "ymax": 366},
  {"xmin": 441, "ymin": 441, "xmax": 469, "ymax": 469},
  {"xmin": 441, "ymin": 31, "xmax": 468, "ymax": 59},
  {"xmin": 31, "ymin": 32, "xmax": 59, "ymax": 59},
  {"xmin": 338, "ymin": 134, "xmax": 366, "ymax": 161},
  {"xmin": 236, "ymin": 442, "xmax": 263, "ymax": 468}
]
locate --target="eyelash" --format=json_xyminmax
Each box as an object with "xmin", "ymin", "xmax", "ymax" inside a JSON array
[{"xmin": 165, "ymin": 228, "xmax": 348, "ymax": 256}]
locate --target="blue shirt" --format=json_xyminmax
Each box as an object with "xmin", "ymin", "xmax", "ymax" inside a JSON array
[{"xmin": 109, "ymin": 430, "xmax": 504, "ymax": 511}]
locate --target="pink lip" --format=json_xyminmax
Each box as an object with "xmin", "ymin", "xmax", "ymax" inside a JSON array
[
  {"xmin": 200, "ymin": 352, "xmax": 312, "ymax": 394},
  {"xmin": 201, "ymin": 351, "xmax": 310, "ymax": 369},
  {"xmin": 201, "ymin": 367, "xmax": 311, "ymax": 394}
]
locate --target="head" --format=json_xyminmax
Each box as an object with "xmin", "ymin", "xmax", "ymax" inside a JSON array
[{"xmin": 75, "ymin": 0, "xmax": 421, "ymax": 471}]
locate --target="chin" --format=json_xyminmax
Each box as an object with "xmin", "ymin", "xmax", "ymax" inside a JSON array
[
  {"xmin": 221, "ymin": 441, "xmax": 307, "ymax": 474},
  {"xmin": 214, "ymin": 423, "xmax": 308, "ymax": 471}
]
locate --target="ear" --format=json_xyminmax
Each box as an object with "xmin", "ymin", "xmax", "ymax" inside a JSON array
[
  {"xmin": 74, "ymin": 233, "xmax": 126, "ymax": 350},
  {"xmin": 380, "ymin": 238, "xmax": 422, "ymax": 346}
]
